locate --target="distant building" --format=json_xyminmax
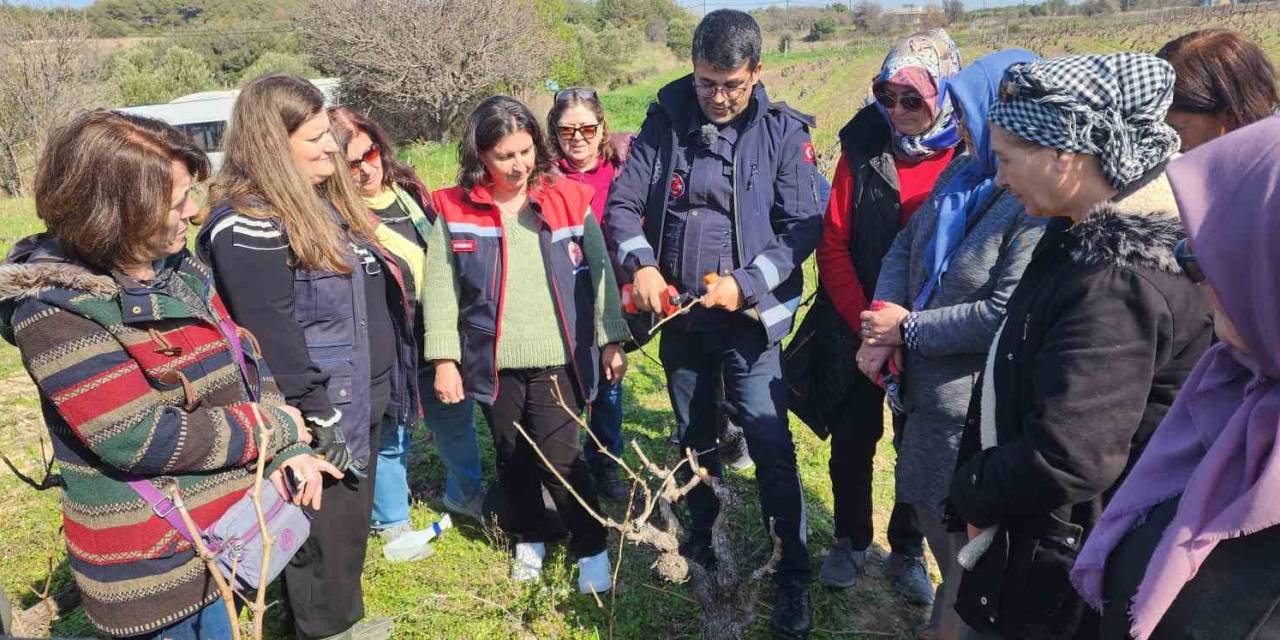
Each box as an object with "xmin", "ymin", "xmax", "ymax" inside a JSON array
[
  {"xmin": 883, "ymin": 5, "xmax": 929, "ymax": 29},
  {"xmin": 118, "ymin": 78, "xmax": 341, "ymax": 170}
]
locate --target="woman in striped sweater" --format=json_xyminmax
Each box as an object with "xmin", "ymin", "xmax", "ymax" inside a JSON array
[{"xmin": 0, "ymin": 111, "xmax": 338, "ymax": 638}]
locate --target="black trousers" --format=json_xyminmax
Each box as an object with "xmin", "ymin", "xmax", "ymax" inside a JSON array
[
  {"xmin": 661, "ymin": 321, "xmax": 810, "ymax": 585},
  {"xmin": 829, "ymin": 371, "xmax": 925, "ymax": 557},
  {"xmin": 482, "ymin": 366, "xmax": 607, "ymax": 559},
  {"xmin": 284, "ymin": 374, "xmax": 390, "ymax": 639}
]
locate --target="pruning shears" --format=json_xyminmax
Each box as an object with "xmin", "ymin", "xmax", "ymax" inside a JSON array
[{"xmin": 621, "ymin": 273, "xmax": 722, "ymax": 335}]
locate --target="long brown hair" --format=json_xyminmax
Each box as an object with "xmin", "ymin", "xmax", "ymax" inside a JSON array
[
  {"xmin": 209, "ymin": 74, "xmax": 375, "ymax": 274},
  {"xmin": 35, "ymin": 110, "xmax": 209, "ymax": 270},
  {"xmin": 327, "ymin": 106, "xmax": 431, "ymax": 206},
  {"xmin": 1158, "ymin": 29, "xmax": 1280, "ymax": 130},
  {"xmin": 546, "ymin": 88, "xmax": 614, "ymax": 166}
]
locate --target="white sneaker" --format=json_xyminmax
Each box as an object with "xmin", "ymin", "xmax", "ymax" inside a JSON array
[
  {"xmin": 577, "ymin": 549, "xmax": 611, "ymax": 595},
  {"xmin": 511, "ymin": 542, "xmax": 545, "ymax": 582}
]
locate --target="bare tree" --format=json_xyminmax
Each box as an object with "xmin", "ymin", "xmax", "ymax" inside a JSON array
[
  {"xmin": 853, "ymin": 0, "xmax": 885, "ymax": 33},
  {"xmin": 944, "ymin": 0, "xmax": 965, "ymax": 23},
  {"xmin": 0, "ymin": 7, "xmax": 105, "ymax": 196},
  {"xmin": 299, "ymin": 0, "xmax": 559, "ymax": 142},
  {"xmin": 924, "ymin": 4, "xmax": 950, "ymax": 28}
]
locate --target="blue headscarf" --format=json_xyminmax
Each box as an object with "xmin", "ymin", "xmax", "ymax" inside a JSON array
[{"xmin": 915, "ymin": 49, "xmax": 1041, "ymax": 310}]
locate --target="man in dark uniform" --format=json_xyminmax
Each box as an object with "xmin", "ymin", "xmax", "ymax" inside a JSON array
[{"xmin": 604, "ymin": 10, "xmax": 828, "ymax": 638}]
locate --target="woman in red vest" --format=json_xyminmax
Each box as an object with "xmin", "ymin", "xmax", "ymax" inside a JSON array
[{"xmin": 423, "ymin": 95, "xmax": 630, "ymax": 594}]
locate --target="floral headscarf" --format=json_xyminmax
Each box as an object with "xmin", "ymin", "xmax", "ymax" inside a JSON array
[{"xmin": 873, "ymin": 28, "xmax": 963, "ymax": 159}]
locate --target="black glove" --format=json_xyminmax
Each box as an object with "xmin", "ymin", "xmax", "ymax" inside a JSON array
[{"xmin": 308, "ymin": 421, "xmax": 353, "ymax": 474}]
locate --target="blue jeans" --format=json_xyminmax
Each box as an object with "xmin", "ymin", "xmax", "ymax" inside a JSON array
[
  {"xmin": 126, "ymin": 601, "xmax": 237, "ymax": 640},
  {"xmin": 585, "ymin": 379, "xmax": 624, "ymax": 467},
  {"xmin": 660, "ymin": 316, "xmax": 810, "ymax": 585},
  {"xmin": 422, "ymin": 368, "xmax": 483, "ymax": 507},
  {"xmin": 371, "ymin": 371, "xmax": 483, "ymax": 528},
  {"xmin": 371, "ymin": 414, "xmax": 412, "ymax": 529}
]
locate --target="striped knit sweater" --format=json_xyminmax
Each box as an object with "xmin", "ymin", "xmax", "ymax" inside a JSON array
[{"xmin": 0, "ymin": 235, "xmax": 310, "ymax": 637}]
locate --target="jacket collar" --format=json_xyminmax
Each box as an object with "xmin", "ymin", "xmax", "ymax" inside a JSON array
[
  {"xmin": 1066, "ymin": 169, "xmax": 1184, "ymax": 275},
  {"xmin": 465, "ymin": 175, "xmax": 557, "ymax": 209},
  {"xmin": 0, "ymin": 233, "xmax": 211, "ymax": 324},
  {"xmin": 839, "ymin": 105, "xmax": 898, "ymax": 189},
  {"xmin": 0, "ymin": 235, "xmax": 118, "ymax": 301}
]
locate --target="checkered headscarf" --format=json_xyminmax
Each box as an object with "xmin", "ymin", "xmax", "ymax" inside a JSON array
[{"xmin": 989, "ymin": 53, "xmax": 1180, "ymax": 188}]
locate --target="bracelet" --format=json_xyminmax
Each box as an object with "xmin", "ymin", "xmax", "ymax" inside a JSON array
[{"xmin": 902, "ymin": 312, "xmax": 921, "ymax": 351}]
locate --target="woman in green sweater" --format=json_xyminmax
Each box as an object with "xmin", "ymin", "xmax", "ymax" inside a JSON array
[{"xmin": 424, "ymin": 96, "xmax": 629, "ymax": 593}]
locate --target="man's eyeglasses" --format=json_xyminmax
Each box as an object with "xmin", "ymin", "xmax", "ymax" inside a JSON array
[
  {"xmin": 348, "ymin": 143, "xmax": 380, "ymax": 172},
  {"xmin": 557, "ymin": 124, "xmax": 600, "ymax": 142},
  {"xmin": 693, "ymin": 80, "xmax": 751, "ymax": 100},
  {"xmin": 556, "ymin": 87, "xmax": 598, "ymax": 102},
  {"xmin": 1174, "ymin": 238, "xmax": 1206, "ymax": 284},
  {"xmin": 874, "ymin": 89, "xmax": 925, "ymax": 112}
]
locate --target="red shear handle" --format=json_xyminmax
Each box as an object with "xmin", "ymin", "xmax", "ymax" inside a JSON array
[{"xmin": 621, "ymin": 284, "xmax": 681, "ymax": 316}]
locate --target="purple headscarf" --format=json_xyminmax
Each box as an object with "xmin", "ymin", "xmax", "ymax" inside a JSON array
[{"xmin": 1071, "ymin": 116, "xmax": 1280, "ymax": 640}]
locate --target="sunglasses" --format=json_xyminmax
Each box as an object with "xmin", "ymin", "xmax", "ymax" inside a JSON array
[
  {"xmin": 1174, "ymin": 238, "xmax": 1206, "ymax": 284},
  {"xmin": 557, "ymin": 123, "xmax": 600, "ymax": 142},
  {"xmin": 556, "ymin": 87, "xmax": 598, "ymax": 103},
  {"xmin": 874, "ymin": 89, "xmax": 925, "ymax": 112},
  {"xmin": 348, "ymin": 143, "xmax": 380, "ymax": 172}
]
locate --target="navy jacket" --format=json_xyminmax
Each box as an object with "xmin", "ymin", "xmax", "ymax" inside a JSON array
[
  {"xmin": 604, "ymin": 75, "xmax": 829, "ymax": 345},
  {"xmin": 198, "ymin": 203, "xmax": 418, "ymax": 469}
]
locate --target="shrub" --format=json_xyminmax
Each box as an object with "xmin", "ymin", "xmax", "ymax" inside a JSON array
[
  {"xmin": 805, "ymin": 17, "xmax": 838, "ymax": 41},
  {"xmin": 106, "ymin": 44, "xmax": 217, "ymax": 106},
  {"xmin": 236, "ymin": 51, "xmax": 318, "ymax": 86}
]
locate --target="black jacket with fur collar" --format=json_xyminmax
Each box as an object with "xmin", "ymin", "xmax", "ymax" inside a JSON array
[{"xmin": 946, "ymin": 173, "xmax": 1214, "ymax": 639}]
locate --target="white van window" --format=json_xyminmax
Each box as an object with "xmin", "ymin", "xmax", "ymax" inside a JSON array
[{"xmin": 177, "ymin": 122, "xmax": 227, "ymax": 153}]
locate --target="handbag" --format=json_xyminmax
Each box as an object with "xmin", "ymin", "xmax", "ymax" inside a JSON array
[
  {"xmin": 129, "ymin": 477, "xmax": 309, "ymax": 591},
  {"xmin": 782, "ymin": 288, "xmax": 859, "ymax": 440},
  {"xmin": 126, "ymin": 316, "xmax": 310, "ymax": 591}
]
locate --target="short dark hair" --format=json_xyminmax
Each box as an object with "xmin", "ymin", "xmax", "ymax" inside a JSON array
[
  {"xmin": 1157, "ymin": 29, "xmax": 1279, "ymax": 130},
  {"xmin": 691, "ymin": 9, "xmax": 762, "ymax": 71},
  {"xmin": 34, "ymin": 110, "xmax": 209, "ymax": 270},
  {"xmin": 457, "ymin": 95, "xmax": 555, "ymax": 193}
]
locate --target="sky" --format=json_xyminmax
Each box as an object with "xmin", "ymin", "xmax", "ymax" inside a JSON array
[
  {"xmin": 15, "ymin": 0, "xmax": 1036, "ymax": 10},
  {"xmin": 687, "ymin": 0, "xmax": 1032, "ymax": 8}
]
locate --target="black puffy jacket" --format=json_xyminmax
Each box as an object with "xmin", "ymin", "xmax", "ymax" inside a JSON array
[{"xmin": 947, "ymin": 172, "xmax": 1213, "ymax": 639}]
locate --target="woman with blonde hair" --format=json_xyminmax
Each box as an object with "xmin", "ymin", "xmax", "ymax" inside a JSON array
[{"xmin": 198, "ymin": 75, "xmax": 417, "ymax": 640}]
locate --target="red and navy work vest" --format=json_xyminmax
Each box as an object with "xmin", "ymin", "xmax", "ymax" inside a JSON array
[{"xmin": 431, "ymin": 178, "xmax": 601, "ymax": 405}]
